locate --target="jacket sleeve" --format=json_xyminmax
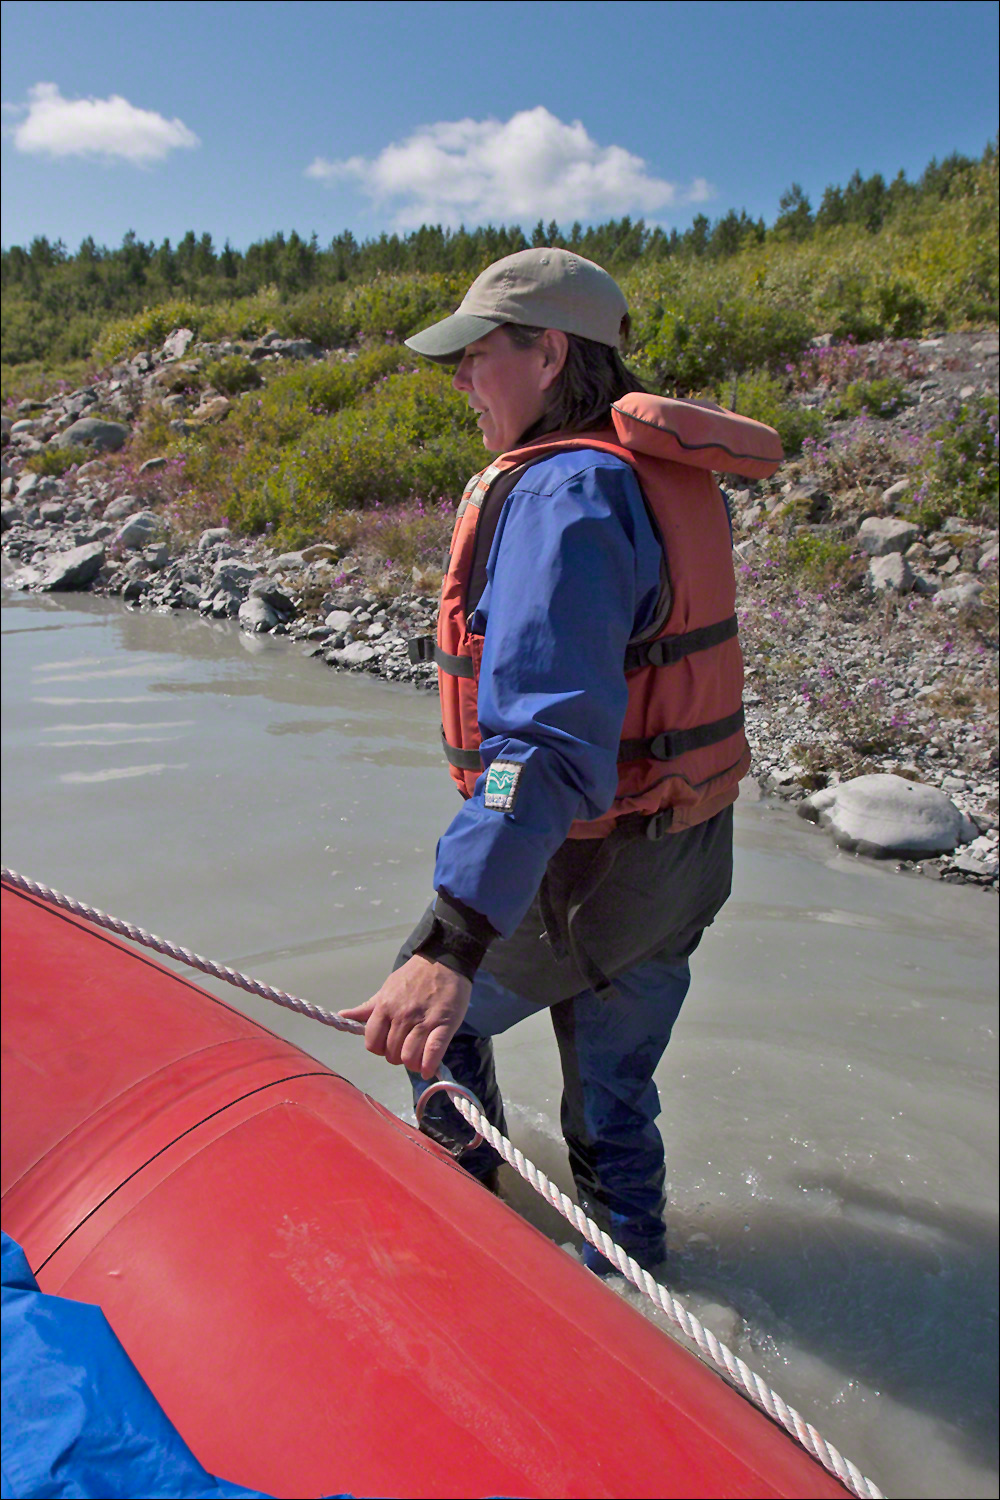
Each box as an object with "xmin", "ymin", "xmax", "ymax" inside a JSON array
[{"xmin": 431, "ymin": 456, "xmax": 662, "ymax": 939}]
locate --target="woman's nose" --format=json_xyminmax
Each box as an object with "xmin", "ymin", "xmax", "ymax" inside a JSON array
[{"xmin": 452, "ymin": 358, "xmax": 471, "ymax": 392}]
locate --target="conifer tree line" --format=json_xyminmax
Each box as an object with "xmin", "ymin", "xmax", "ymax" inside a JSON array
[{"xmin": 1, "ymin": 143, "xmax": 995, "ymax": 369}]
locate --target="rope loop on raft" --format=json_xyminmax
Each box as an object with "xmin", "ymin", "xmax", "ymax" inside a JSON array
[{"xmin": 0, "ymin": 867, "xmax": 885, "ymax": 1500}]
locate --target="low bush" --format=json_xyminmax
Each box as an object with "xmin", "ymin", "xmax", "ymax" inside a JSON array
[
  {"xmin": 342, "ymin": 272, "xmax": 462, "ymax": 342},
  {"xmin": 721, "ymin": 368, "xmax": 826, "ymax": 455},
  {"xmin": 906, "ymin": 393, "xmax": 999, "ymax": 528},
  {"xmin": 23, "ymin": 444, "xmax": 93, "ymax": 476},
  {"xmin": 203, "ymin": 356, "xmax": 263, "ymax": 396},
  {"xmin": 781, "ymin": 531, "xmax": 865, "ymax": 591},
  {"xmin": 640, "ymin": 291, "xmax": 814, "ymax": 392},
  {"xmin": 1, "ymin": 360, "xmax": 95, "ymax": 407},
  {"xmin": 93, "ymin": 289, "xmax": 280, "ymax": 365},
  {"xmin": 824, "ymin": 375, "xmax": 907, "ymax": 420}
]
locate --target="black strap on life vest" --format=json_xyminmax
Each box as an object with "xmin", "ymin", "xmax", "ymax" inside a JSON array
[
  {"xmin": 619, "ymin": 706, "xmax": 745, "ymax": 764},
  {"xmin": 624, "ymin": 614, "xmax": 738, "ymax": 672},
  {"xmin": 408, "ymin": 636, "xmax": 475, "ymax": 678},
  {"xmin": 440, "ymin": 731, "xmax": 482, "ymax": 771},
  {"xmin": 412, "ymin": 615, "xmax": 738, "ymax": 681}
]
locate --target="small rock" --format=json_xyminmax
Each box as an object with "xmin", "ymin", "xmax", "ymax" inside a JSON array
[
  {"xmin": 37, "ymin": 542, "xmax": 106, "ymax": 592},
  {"xmin": 978, "ymin": 542, "xmax": 999, "ymax": 572},
  {"xmin": 933, "ymin": 581, "xmax": 983, "ymax": 608},
  {"xmin": 161, "ymin": 328, "xmax": 195, "ymax": 360},
  {"xmin": 869, "ymin": 552, "xmax": 914, "ymax": 593},
  {"xmin": 138, "ymin": 456, "xmax": 168, "ymax": 475},
  {"xmin": 199, "ymin": 527, "xmax": 232, "ymax": 552},
  {"xmin": 248, "ymin": 577, "xmax": 295, "ymax": 615},
  {"xmin": 857, "ymin": 517, "xmax": 919, "ymax": 556},
  {"xmin": 38, "ymin": 501, "xmax": 66, "ymax": 524},
  {"xmin": 52, "ymin": 417, "xmax": 129, "ymax": 453},
  {"xmin": 113, "ymin": 510, "xmax": 161, "ymax": 550},
  {"xmin": 239, "ymin": 596, "xmax": 278, "ymax": 632},
  {"xmin": 881, "ymin": 479, "xmax": 910, "ymax": 507},
  {"xmin": 331, "ymin": 641, "xmax": 376, "ymax": 666},
  {"xmin": 143, "ymin": 543, "xmax": 170, "ymax": 570},
  {"xmin": 103, "ymin": 494, "xmax": 141, "ymax": 520},
  {"xmin": 301, "ymin": 543, "xmax": 342, "ymax": 564},
  {"xmin": 324, "ymin": 609, "xmax": 354, "ymax": 632}
]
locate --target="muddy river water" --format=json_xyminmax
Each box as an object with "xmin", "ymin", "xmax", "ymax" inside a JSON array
[{"xmin": 2, "ymin": 583, "xmax": 997, "ymax": 1500}]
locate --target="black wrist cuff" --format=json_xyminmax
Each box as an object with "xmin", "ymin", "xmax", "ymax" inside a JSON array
[{"xmin": 411, "ymin": 915, "xmax": 489, "ymax": 982}]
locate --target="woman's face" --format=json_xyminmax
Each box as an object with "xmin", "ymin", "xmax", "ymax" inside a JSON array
[{"xmin": 452, "ymin": 327, "xmax": 566, "ymax": 451}]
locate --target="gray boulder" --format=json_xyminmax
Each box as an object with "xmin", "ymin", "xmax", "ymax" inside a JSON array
[
  {"xmin": 799, "ymin": 773, "xmax": 978, "ymax": 859},
  {"xmin": 161, "ymin": 327, "xmax": 195, "ymax": 360},
  {"xmin": 103, "ymin": 494, "xmax": 141, "ymax": 520},
  {"xmin": 211, "ymin": 559, "xmax": 256, "ymax": 595},
  {"xmin": 38, "ymin": 542, "xmax": 106, "ymax": 592},
  {"xmin": 933, "ymin": 580, "xmax": 983, "ymax": 608},
  {"xmin": 248, "ymin": 577, "xmax": 295, "ymax": 615},
  {"xmin": 869, "ymin": 552, "xmax": 914, "ymax": 593},
  {"xmin": 16, "ymin": 473, "xmax": 40, "ymax": 501},
  {"xmin": 857, "ymin": 517, "xmax": 919, "ymax": 556},
  {"xmin": 331, "ymin": 640, "xmax": 376, "ymax": 666},
  {"xmin": 239, "ymin": 596, "xmax": 278, "ymax": 632},
  {"xmin": 113, "ymin": 510, "xmax": 162, "ymax": 550},
  {"xmin": 1, "ymin": 502, "xmax": 18, "ymax": 531},
  {"xmin": 52, "ymin": 417, "xmax": 129, "ymax": 453},
  {"xmin": 199, "ymin": 527, "xmax": 232, "ymax": 552},
  {"xmin": 977, "ymin": 541, "xmax": 998, "ymax": 572},
  {"xmin": 324, "ymin": 608, "xmax": 354, "ymax": 633}
]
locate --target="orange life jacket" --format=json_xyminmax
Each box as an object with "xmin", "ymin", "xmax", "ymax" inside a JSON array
[{"xmin": 412, "ymin": 393, "xmax": 782, "ymax": 840}]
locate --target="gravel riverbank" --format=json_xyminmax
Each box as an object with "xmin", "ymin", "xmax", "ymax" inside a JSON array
[{"xmin": 3, "ymin": 328, "xmax": 997, "ymax": 889}]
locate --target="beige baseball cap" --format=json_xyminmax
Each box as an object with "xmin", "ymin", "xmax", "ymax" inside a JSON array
[{"xmin": 405, "ymin": 247, "xmax": 629, "ymax": 363}]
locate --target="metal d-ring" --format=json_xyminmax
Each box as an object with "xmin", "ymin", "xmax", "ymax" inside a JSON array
[{"xmin": 414, "ymin": 1063, "xmax": 485, "ymax": 1154}]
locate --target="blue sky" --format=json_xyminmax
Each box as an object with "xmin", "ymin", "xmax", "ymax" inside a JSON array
[{"xmin": 1, "ymin": 0, "xmax": 997, "ymax": 252}]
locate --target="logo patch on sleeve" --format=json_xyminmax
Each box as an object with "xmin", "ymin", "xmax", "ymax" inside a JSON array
[{"xmin": 483, "ymin": 760, "xmax": 523, "ymax": 812}]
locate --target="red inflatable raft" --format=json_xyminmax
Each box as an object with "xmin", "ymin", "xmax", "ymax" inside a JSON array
[{"xmin": 1, "ymin": 879, "xmax": 847, "ymax": 1498}]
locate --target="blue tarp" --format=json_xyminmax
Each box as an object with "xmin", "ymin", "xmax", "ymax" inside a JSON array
[{"xmin": 0, "ymin": 1232, "xmax": 272, "ymax": 1500}]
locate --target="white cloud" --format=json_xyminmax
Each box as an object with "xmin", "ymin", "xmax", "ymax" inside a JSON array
[
  {"xmin": 306, "ymin": 106, "xmax": 713, "ymax": 226},
  {"xmin": 8, "ymin": 82, "xmax": 199, "ymax": 165}
]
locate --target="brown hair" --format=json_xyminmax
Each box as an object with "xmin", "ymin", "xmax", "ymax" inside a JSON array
[{"xmin": 504, "ymin": 319, "xmax": 646, "ymax": 439}]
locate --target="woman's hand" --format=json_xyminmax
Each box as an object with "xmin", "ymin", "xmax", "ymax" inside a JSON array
[{"xmin": 339, "ymin": 956, "xmax": 472, "ymax": 1080}]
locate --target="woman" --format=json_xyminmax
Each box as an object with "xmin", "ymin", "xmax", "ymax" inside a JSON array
[{"xmin": 341, "ymin": 248, "xmax": 769, "ymax": 1276}]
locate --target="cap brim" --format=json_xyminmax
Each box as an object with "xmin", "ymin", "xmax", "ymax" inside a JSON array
[{"xmin": 404, "ymin": 312, "xmax": 502, "ymax": 364}]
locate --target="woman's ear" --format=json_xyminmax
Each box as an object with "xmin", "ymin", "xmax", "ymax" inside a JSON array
[{"xmin": 537, "ymin": 328, "xmax": 569, "ymax": 390}]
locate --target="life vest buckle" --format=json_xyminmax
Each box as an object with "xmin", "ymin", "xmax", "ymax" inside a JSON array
[
  {"xmin": 407, "ymin": 635, "xmax": 436, "ymax": 665},
  {"xmin": 645, "ymin": 809, "xmax": 674, "ymax": 840},
  {"xmin": 648, "ymin": 732, "xmax": 675, "ymax": 761}
]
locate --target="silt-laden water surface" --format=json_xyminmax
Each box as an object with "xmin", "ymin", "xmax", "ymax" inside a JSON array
[{"xmin": 2, "ymin": 584, "xmax": 997, "ymax": 1500}]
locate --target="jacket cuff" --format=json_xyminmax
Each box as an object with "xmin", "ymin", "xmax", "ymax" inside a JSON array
[{"xmin": 408, "ymin": 892, "xmax": 498, "ymax": 982}]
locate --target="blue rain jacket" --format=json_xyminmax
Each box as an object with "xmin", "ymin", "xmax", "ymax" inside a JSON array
[{"xmin": 433, "ymin": 450, "xmax": 663, "ymax": 937}]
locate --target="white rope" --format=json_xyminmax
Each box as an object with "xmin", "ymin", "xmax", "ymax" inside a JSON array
[{"xmin": 1, "ymin": 867, "xmax": 884, "ymax": 1500}]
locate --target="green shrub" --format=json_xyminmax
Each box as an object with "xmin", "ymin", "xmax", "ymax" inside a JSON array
[
  {"xmin": 203, "ymin": 355, "xmax": 262, "ymax": 396},
  {"xmin": 724, "ymin": 369, "xmax": 826, "ymax": 455},
  {"xmin": 1, "ymin": 360, "xmax": 94, "ymax": 406},
  {"xmin": 342, "ymin": 273, "xmax": 462, "ymax": 342},
  {"xmin": 274, "ymin": 288, "xmax": 356, "ymax": 348},
  {"xmin": 782, "ymin": 531, "xmax": 864, "ymax": 590},
  {"xmin": 906, "ymin": 393, "xmax": 999, "ymax": 527},
  {"xmin": 824, "ymin": 376, "xmax": 906, "ymax": 420},
  {"xmin": 93, "ymin": 289, "xmax": 280, "ymax": 365},
  {"xmin": 222, "ymin": 363, "xmax": 482, "ymax": 542},
  {"xmin": 24, "ymin": 444, "xmax": 93, "ymax": 476},
  {"xmin": 641, "ymin": 293, "xmax": 814, "ymax": 392}
]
